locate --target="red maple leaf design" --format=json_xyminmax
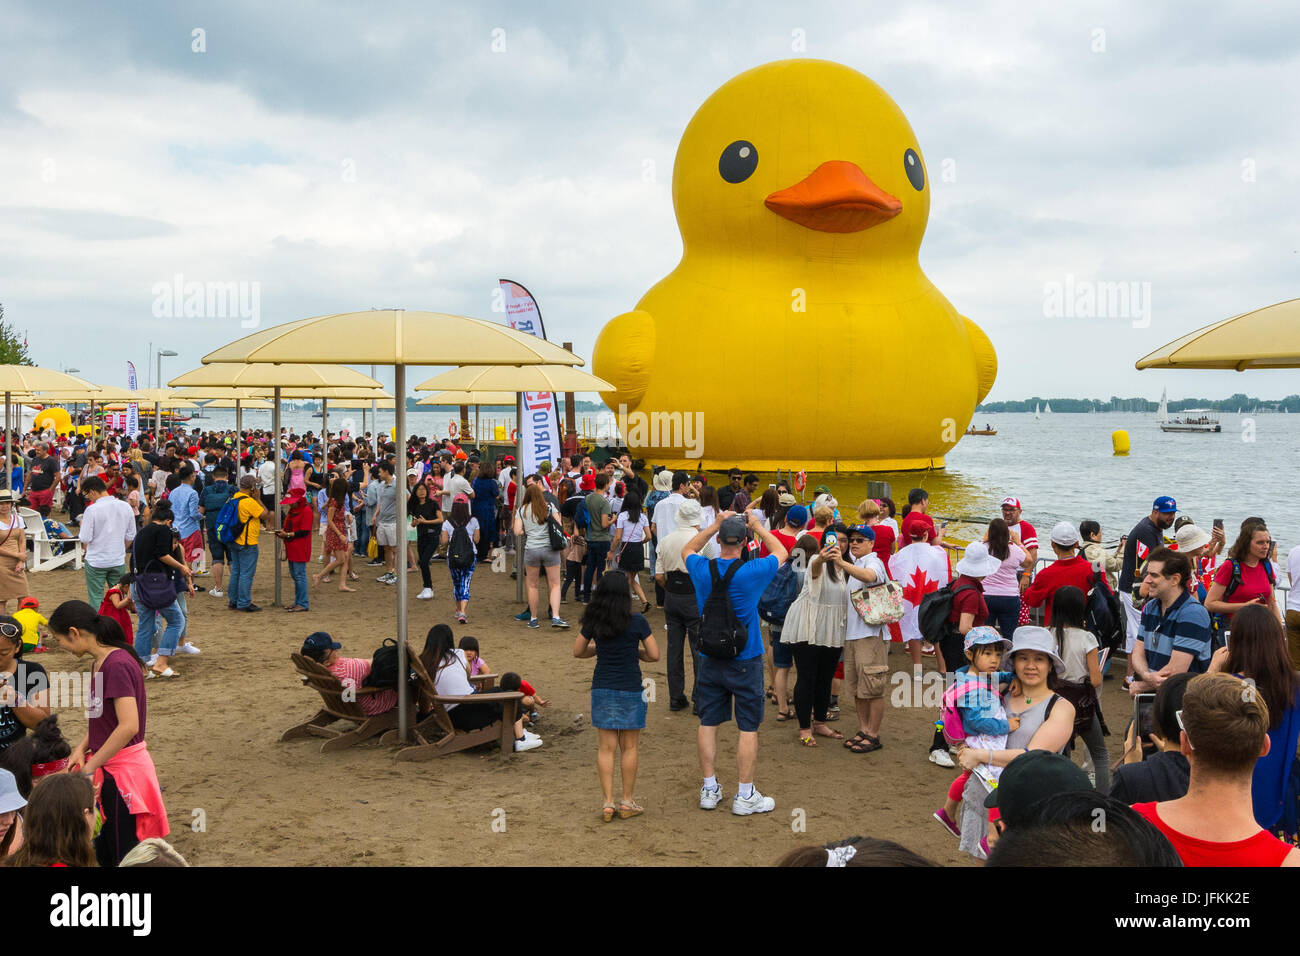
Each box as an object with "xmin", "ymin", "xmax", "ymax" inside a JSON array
[{"xmin": 902, "ymin": 565, "xmax": 939, "ymax": 606}]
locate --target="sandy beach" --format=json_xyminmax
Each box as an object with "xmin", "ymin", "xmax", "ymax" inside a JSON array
[{"xmin": 28, "ymin": 536, "xmax": 1136, "ymax": 866}]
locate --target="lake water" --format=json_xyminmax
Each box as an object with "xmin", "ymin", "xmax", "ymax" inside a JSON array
[{"xmin": 190, "ymin": 407, "xmax": 1299, "ymax": 571}]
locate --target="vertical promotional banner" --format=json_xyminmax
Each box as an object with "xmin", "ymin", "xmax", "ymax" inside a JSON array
[
  {"xmin": 499, "ymin": 279, "xmax": 561, "ymax": 475},
  {"xmin": 126, "ymin": 361, "xmax": 139, "ymax": 438}
]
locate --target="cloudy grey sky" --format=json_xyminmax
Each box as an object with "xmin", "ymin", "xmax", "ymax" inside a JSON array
[{"xmin": 2, "ymin": 0, "xmax": 1298, "ymax": 402}]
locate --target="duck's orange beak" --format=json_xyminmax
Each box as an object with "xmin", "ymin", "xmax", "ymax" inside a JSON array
[{"xmin": 765, "ymin": 161, "xmax": 901, "ymax": 233}]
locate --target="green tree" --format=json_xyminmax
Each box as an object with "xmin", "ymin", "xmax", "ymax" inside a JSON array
[{"xmin": 0, "ymin": 305, "xmax": 33, "ymax": 366}]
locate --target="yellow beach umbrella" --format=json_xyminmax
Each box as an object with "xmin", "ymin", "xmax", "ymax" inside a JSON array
[
  {"xmin": 1136, "ymin": 298, "xmax": 1300, "ymax": 370},
  {"xmin": 200, "ymin": 398, "xmax": 275, "ymax": 410},
  {"xmin": 417, "ymin": 391, "xmax": 518, "ymax": 444},
  {"xmin": 413, "ymin": 365, "xmax": 613, "ymax": 393},
  {"xmin": 0, "ymin": 367, "xmax": 101, "ymax": 489},
  {"xmin": 200, "ymin": 310, "xmax": 586, "ymax": 742},
  {"xmin": 416, "ymin": 390, "xmax": 517, "ymax": 405},
  {"xmin": 169, "ymin": 362, "xmax": 383, "ymax": 390}
]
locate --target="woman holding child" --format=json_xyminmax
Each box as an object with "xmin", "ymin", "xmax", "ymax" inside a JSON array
[{"xmin": 954, "ymin": 626, "xmax": 1076, "ymax": 860}]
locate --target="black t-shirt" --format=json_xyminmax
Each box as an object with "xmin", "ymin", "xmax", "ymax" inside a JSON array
[
  {"xmin": 134, "ymin": 522, "xmax": 178, "ymax": 570},
  {"xmin": 0, "ymin": 660, "xmax": 48, "ymax": 750},
  {"xmin": 28, "ymin": 455, "xmax": 59, "ymax": 492},
  {"xmin": 1119, "ymin": 516, "xmax": 1166, "ymax": 594},
  {"xmin": 412, "ymin": 500, "xmax": 442, "ymax": 540},
  {"xmin": 1109, "ymin": 750, "xmax": 1190, "ymax": 804},
  {"xmin": 586, "ymin": 614, "xmax": 652, "ymax": 692}
]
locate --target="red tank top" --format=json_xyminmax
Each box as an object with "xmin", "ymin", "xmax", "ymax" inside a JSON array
[{"xmin": 1132, "ymin": 802, "xmax": 1292, "ymax": 866}]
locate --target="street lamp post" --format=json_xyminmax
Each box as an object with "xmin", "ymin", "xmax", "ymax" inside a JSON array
[
  {"xmin": 65, "ymin": 369, "xmax": 79, "ymax": 434},
  {"xmin": 155, "ymin": 350, "xmax": 177, "ymax": 437}
]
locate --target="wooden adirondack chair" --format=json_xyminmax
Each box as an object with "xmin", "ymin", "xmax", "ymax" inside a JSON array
[
  {"xmin": 380, "ymin": 642, "xmax": 523, "ymax": 761},
  {"xmin": 281, "ymin": 652, "xmax": 399, "ymax": 752}
]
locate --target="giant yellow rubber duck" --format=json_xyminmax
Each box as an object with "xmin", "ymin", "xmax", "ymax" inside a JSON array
[{"xmin": 592, "ymin": 59, "xmax": 996, "ymax": 472}]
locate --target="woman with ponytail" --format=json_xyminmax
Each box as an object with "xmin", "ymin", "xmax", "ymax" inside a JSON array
[{"xmin": 47, "ymin": 600, "xmax": 169, "ymax": 867}]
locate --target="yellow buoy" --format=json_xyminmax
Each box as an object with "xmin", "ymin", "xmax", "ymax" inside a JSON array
[{"xmin": 1112, "ymin": 429, "xmax": 1130, "ymax": 456}]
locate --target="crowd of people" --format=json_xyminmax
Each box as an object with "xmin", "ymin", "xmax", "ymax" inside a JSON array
[{"xmin": 0, "ymin": 418, "xmax": 1298, "ymax": 868}]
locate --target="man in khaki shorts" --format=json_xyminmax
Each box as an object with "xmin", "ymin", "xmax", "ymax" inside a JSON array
[{"xmin": 841, "ymin": 524, "xmax": 891, "ymax": 754}]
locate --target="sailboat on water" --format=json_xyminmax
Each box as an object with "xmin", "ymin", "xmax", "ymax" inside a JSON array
[
  {"xmin": 1044, "ymin": 401, "xmax": 1052, "ymax": 414},
  {"xmin": 1034, "ymin": 402, "xmax": 1041, "ymax": 420}
]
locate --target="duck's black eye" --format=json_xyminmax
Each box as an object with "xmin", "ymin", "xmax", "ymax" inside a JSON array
[
  {"xmin": 904, "ymin": 148, "xmax": 925, "ymax": 191},
  {"xmin": 719, "ymin": 140, "xmax": 758, "ymax": 183}
]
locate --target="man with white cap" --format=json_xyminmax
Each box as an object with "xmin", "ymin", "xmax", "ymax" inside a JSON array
[
  {"xmin": 655, "ymin": 498, "xmax": 705, "ymax": 712},
  {"xmin": 1023, "ymin": 522, "xmax": 1097, "ymax": 626}
]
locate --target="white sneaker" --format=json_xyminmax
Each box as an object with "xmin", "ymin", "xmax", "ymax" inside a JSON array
[
  {"xmin": 699, "ymin": 783, "xmax": 723, "ymax": 810},
  {"xmin": 514, "ymin": 733, "xmax": 543, "ymax": 752},
  {"xmin": 416, "ymin": 588, "xmax": 433, "ymax": 600},
  {"xmin": 176, "ymin": 643, "xmax": 201, "ymax": 655},
  {"xmin": 929, "ymin": 749, "xmax": 956, "ymax": 768},
  {"xmin": 732, "ymin": 788, "xmax": 775, "ymax": 816},
  {"xmin": 208, "ymin": 588, "xmax": 224, "ymax": 597}
]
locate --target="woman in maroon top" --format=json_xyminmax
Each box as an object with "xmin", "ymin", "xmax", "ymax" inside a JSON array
[{"xmin": 48, "ymin": 600, "xmax": 157, "ymax": 867}]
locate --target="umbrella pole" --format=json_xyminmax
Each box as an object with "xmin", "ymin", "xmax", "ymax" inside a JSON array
[
  {"xmin": 4, "ymin": 391, "xmax": 9, "ymax": 494},
  {"xmin": 395, "ymin": 364, "xmax": 410, "ymax": 743},
  {"xmin": 235, "ymin": 400, "xmax": 242, "ymax": 463},
  {"xmin": 321, "ymin": 398, "xmax": 328, "ymax": 465},
  {"xmin": 273, "ymin": 387, "xmax": 282, "ymax": 607},
  {"xmin": 515, "ymin": 391, "xmax": 523, "ymax": 604},
  {"xmin": 370, "ymin": 365, "xmax": 378, "ymax": 458}
]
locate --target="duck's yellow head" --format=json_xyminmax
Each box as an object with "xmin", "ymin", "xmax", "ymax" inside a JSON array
[{"xmin": 673, "ymin": 59, "xmax": 930, "ymax": 260}]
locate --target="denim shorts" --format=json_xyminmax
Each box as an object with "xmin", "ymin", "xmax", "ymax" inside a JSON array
[
  {"xmin": 590, "ymin": 687, "xmax": 647, "ymax": 730},
  {"xmin": 769, "ymin": 624, "xmax": 793, "ymax": 669},
  {"xmin": 695, "ymin": 655, "xmax": 765, "ymax": 732}
]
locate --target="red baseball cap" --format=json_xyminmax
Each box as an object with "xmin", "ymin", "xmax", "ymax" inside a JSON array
[{"xmin": 1000, "ymin": 497, "xmax": 1022, "ymax": 509}]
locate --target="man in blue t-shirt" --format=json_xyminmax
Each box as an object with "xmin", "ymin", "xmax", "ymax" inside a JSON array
[{"xmin": 683, "ymin": 511, "xmax": 787, "ymax": 816}]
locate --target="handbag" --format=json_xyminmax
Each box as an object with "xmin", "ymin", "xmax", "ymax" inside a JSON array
[
  {"xmin": 134, "ymin": 553, "xmax": 177, "ymax": 611},
  {"xmin": 852, "ymin": 580, "xmax": 905, "ymax": 626},
  {"xmin": 546, "ymin": 513, "xmax": 568, "ymax": 552},
  {"xmin": 367, "ymin": 534, "xmax": 379, "ymax": 560}
]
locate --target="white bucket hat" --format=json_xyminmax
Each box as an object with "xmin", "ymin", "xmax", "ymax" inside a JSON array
[
  {"xmin": 955, "ymin": 541, "xmax": 1001, "ymax": 577},
  {"xmin": 0, "ymin": 768, "xmax": 25, "ymax": 814},
  {"xmin": 1001, "ymin": 626, "xmax": 1066, "ymax": 673},
  {"xmin": 675, "ymin": 499, "xmax": 703, "ymax": 529}
]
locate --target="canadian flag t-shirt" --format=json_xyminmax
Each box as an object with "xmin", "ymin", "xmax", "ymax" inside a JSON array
[{"xmin": 889, "ymin": 543, "xmax": 951, "ymax": 641}]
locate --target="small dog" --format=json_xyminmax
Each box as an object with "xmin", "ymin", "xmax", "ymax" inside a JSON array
[{"xmin": 0, "ymin": 715, "xmax": 72, "ymax": 798}]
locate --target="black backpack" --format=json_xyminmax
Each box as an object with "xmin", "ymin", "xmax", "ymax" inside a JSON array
[
  {"xmin": 698, "ymin": 559, "xmax": 747, "ymax": 660},
  {"xmin": 1084, "ymin": 569, "xmax": 1125, "ymax": 654},
  {"xmin": 917, "ymin": 581, "xmax": 977, "ymax": 644},
  {"xmin": 367, "ymin": 639, "xmax": 401, "ymax": 689},
  {"xmin": 448, "ymin": 520, "xmax": 475, "ymax": 570},
  {"xmin": 758, "ymin": 560, "xmax": 801, "ymax": 624}
]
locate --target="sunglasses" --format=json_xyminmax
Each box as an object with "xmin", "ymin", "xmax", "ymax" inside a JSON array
[
  {"xmin": 1175, "ymin": 709, "xmax": 1195, "ymax": 750},
  {"xmin": 0, "ymin": 622, "xmax": 19, "ymax": 640}
]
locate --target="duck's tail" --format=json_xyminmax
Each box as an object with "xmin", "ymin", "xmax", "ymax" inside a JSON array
[
  {"xmin": 962, "ymin": 316, "xmax": 997, "ymax": 404},
  {"xmin": 592, "ymin": 309, "xmax": 656, "ymax": 414}
]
